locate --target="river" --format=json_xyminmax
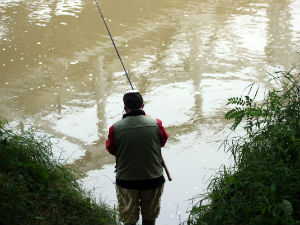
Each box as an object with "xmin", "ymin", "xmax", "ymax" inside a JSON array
[{"xmin": 0, "ymin": 0, "xmax": 299, "ymax": 224}]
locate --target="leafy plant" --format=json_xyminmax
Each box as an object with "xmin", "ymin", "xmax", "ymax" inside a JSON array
[{"xmin": 188, "ymin": 67, "xmax": 300, "ymax": 225}]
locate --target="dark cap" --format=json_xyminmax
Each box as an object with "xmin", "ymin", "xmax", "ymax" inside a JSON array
[{"xmin": 123, "ymin": 90, "xmax": 143, "ymax": 110}]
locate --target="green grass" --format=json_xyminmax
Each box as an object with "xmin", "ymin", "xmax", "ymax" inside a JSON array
[
  {"xmin": 188, "ymin": 68, "xmax": 300, "ymax": 225},
  {"xmin": 0, "ymin": 121, "xmax": 118, "ymax": 225}
]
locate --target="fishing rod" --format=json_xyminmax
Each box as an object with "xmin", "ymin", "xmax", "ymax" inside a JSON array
[
  {"xmin": 94, "ymin": 0, "xmax": 172, "ymax": 181},
  {"xmin": 94, "ymin": 0, "xmax": 134, "ymax": 90}
]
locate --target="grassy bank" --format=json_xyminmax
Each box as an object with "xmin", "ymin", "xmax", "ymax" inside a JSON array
[
  {"xmin": 0, "ymin": 121, "xmax": 118, "ymax": 225},
  {"xmin": 188, "ymin": 68, "xmax": 300, "ymax": 225}
]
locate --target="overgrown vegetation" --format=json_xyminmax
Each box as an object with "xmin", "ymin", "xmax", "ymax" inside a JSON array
[
  {"xmin": 188, "ymin": 68, "xmax": 300, "ymax": 225},
  {"xmin": 0, "ymin": 122, "xmax": 118, "ymax": 225}
]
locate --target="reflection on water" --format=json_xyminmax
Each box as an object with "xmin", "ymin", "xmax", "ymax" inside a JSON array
[
  {"xmin": 54, "ymin": 104, "xmax": 99, "ymax": 144},
  {"xmin": 146, "ymin": 82, "xmax": 195, "ymax": 127},
  {"xmin": 55, "ymin": 0, "xmax": 83, "ymax": 17},
  {"xmin": 0, "ymin": 0, "xmax": 300, "ymax": 224}
]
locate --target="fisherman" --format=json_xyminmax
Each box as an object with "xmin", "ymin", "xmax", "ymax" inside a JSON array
[{"xmin": 106, "ymin": 90, "xmax": 169, "ymax": 225}]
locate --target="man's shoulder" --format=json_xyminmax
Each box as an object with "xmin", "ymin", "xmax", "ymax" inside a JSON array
[
  {"xmin": 113, "ymin": 118, "xmax": 126, "ymax": 128},
  {"xmin": 144, "ymin": 116, "xmax": 165, "ymax": 126},
  {"xmin": 113, "ymin": 116, "xmax": 159, "ymax": 130},
  {"xmin": 139, "ymin": 115, "xmax": 160, "ymax": 125}
]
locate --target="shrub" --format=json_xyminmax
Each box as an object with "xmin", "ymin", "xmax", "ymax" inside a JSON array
[
  {"xmin": 188, "ymin": 68, "xmax": 300, "ymax": 225},
  {"xmin": 0, "ymin": 121, "xmax": 118, "ymax": 225}
]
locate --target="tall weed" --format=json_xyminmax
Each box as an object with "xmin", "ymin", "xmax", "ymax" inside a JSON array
[
  {"xmin": 188, "ymin": 68, "xmax": 300, "ymax": 225},
  {"xmin": 0, "ymin": 121, "xmax": 118, "ymax": 225}
]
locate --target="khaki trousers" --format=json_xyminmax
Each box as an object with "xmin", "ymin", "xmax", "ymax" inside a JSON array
[{"xmin": 116, "ymin": 185, "xmax": 164, "ymax": 224}]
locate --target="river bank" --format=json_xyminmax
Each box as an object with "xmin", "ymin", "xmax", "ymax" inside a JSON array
[
  {"xmin": 188, "ymin": 68, "xmax": 300, "ymax": 225},
  {"xmin": 0, "ymin": 120, "xmax": 119, "ymax": 225}
]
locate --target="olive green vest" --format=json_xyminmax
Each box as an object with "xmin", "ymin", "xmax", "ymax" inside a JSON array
[{"xmin": 113, "ymin": 115, "xmax": 163, "ymax": 180}]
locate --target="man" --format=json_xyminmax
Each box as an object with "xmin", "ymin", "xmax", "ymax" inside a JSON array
[{"xmin": 106, "ymin": 90, "xmax": 169, "ymax": 225}]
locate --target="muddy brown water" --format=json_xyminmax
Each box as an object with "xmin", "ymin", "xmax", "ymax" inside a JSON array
[{"xmin": 1, "ymin": 0, "xmax": 299, "ymax": 224}]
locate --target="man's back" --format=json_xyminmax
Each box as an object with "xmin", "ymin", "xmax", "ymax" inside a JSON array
[{"xmin": 113, "ymin": 115, "xmax": 163, "ymax": 180}]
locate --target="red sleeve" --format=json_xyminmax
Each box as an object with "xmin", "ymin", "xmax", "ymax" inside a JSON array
[
  {"xmin": 106, "ymin": 125, "xmax": 116, "ymax": 155},
  {"xmin": 157, "ymin": 119, "xmax": 169, "ymax": 147}
]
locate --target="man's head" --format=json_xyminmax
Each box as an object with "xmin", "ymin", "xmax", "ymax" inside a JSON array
[{"xmin": 123, "ymin": 90, "xmax": 144, "ymax": 112}]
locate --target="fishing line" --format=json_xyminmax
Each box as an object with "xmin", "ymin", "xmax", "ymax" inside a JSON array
[{"xmin": 94, "ymin": 0, "xmax": 134, "ymax": 90}]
